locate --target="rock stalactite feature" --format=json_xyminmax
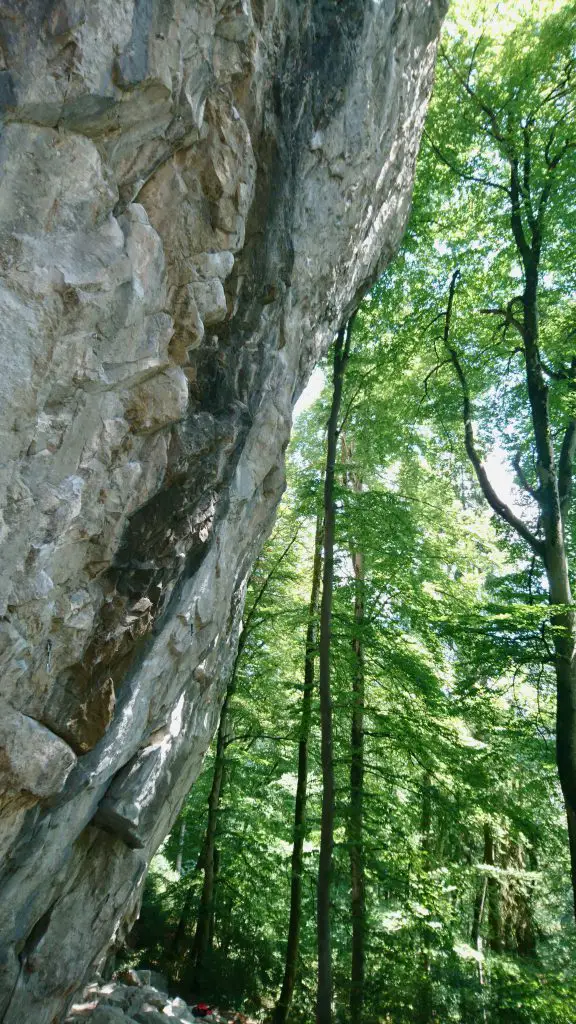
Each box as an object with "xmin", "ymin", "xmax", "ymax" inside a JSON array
[{"xmin": 0, "ymin": 0, "xmax": 446, "ymax": 1019}]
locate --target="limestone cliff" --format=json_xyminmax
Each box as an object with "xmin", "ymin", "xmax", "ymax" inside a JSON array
[{"xmin": 0, "ymin": 1, "xmax": 445, "ymax": 1019}]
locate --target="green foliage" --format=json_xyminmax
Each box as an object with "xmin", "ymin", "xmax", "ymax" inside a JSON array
[{"xmin": 129, "ymin": 2, "xmax": 576, "ymax": 1021}]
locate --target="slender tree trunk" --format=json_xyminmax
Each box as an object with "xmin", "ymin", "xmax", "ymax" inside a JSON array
[
  {"xmin": 208, "ymin": 846, "xmax": 219, "ymax": 951},
  {"xmin": 416, "ymin": 775, "xmax": 433, "ymax": 1024},
  {"xmin": 349, "ymin": 551, "xmax": 366, "ymax": 1023},
  {"xmin": 483, "ymin": 823, "xmax": 502, "ymax": 954},
  {"xmin": 190, "ymin": 532, "xmax": 300, "ymax": 975},
  {"xmin": 190, "ymin": 696, "xmax": 230, "ymax": 973},
  {"xmin": 471, "ymin": 869, "xmax": 488, "ymax": 1022},
  {"xmin": 273, "ymin": 514, "xmax": 323, "ymax": 1024},
  {"xmin": 175, "ymin": 819, "xmax": 187, "ymax": 877},
  {"xmin": 471, "ymin": 873, "xmax": 488, "ymax": 951},
  {"xmin": 551, "ymin": 618, "xmax": 576, "ymax": 914},
  {"xmin": 172, "ymin": 822, "xmax": 214, "ymax": 959},
  {"xmin": 172, "ymin": 882, "xmax": 197, "ymax": 959},
  {"xmin": 342, "ymin": 436, "xmax": 366, "ymax": 1024},
  {"xmin": 316, "ymin": 319, "xmax": 354, "ymax": 1024}
]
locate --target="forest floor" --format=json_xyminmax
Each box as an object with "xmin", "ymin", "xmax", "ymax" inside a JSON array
[{"xmin": 65, "ymin": 970, "xmax": 257, "ymax": 1024}]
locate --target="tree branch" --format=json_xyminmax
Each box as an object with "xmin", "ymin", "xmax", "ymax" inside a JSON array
[
  {"xmin": 479, "ymin": 300, "xmax": 526, "ymax": 341},
  {"xmin": 540, "ymin": 136, "xmax": 576, "ymax": 225},
  {"xmin": 421, "ymin": 359, "xmax": 451, "ymax": 402},
  {"xmin": 424, "ymin": 130, "xmax": 511, "ymax": 195},
  {"xmin": 338, "ymin": 365, "xmax": 377, "ymax": 437},
  {"xmin": 443, "ymin": 271, "xmax": 544, "ymax": 558},
  {"xmin": 510, "ymin": 159, "xmax": 533, "ymax": 269},
  {"xmin": 541, "ymin": 357, "xmax": 576, "ymax": 389},
  {"xmin": 441, "ymin": 46, "xmax": 513, "ymax": 156},
  {"xmin": 522, "ymin": 121, "xmax": 537, "ymax": 236},
  {"xmin": 512, "ymin": 451, "xmax": 540, "ymax": 503},
  {"xmin": 238, "ymin": 529, "xmax": 300, "ymax": 656}
]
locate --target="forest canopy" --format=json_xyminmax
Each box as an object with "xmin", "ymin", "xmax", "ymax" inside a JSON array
[{"xmin": 124, "ymin": 2, "xmax": 576, "ymax": 1021}]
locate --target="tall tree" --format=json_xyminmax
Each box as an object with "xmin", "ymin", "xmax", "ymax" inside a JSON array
[
  {"xmin": 274, "ymin": 511, "xmax": 323, "ymax": 1024},
  {"xmin": 190, "ymin": 532, "xmax": 299, "ymax": 976},
  {"xmin": 428, "ymin": 1, "xmax": 576, "ymax": 913},
  {"xmin": 316, "ymin": 319, "xmax": 354, "ymax": 1024},
  {"xmin": 342, "ymin": 434, "xmax": 367, "ymax": 1022}
]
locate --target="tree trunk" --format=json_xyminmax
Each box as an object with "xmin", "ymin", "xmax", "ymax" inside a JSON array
[
  {"xmin": 447, "ymin": 242, "xmax": 576, "ymax": 917},
  {"xmin": 471, "ymin": 869, "xmax": 488, "ymax": 1022},
  {"xmin": 349, "ymin": 549, "xmax": 366, "ymax": 1023},
  {"xmin": 208, "ymin": 846, "xmax": 219, "ymax": 951},
  {"xmin": 316, "ymin": 319, "xmax": 354, "ymax": 1024},
  {"xmin": 416, "ymin": 775, "xmax": 433, "ymax": 1024},
  {"xmin": 172, "ymin": 882, "xmax": 197, "ymax": 959},
  {"xmin": 471, "ymin": 873, "xmax": 487, "ymax": 950},
  {"xmin": 551, "ymin": 618, "xmax": 576, "ymax": 915},
  {"xmin": 190, "ymin": 697, "xmax": 229, "ymax": 973},
  {"xmin": 175, "ymin": 819, "xmax": 186, "ymax": 877},
  {"xmin": 273, "ymin": 514, "xmax": 323, "ymax": 1024},
  {"xmin": 483, "ymin": 823, "xmax": 502, "ymax": 954},
  {"xmin": 342, "ymin": 436, "xmax": 366, "ymax": 1024},
  {"xmin": 504, "ymin": 839, "xmax": 537, "ymax": 957},
  {"xmin": 522, "ymin": 260, "xmax": 576, "ymax": 921},
  {"xmin": 191, "ymin": 532, "xmax": 299, "ymax": 975}
]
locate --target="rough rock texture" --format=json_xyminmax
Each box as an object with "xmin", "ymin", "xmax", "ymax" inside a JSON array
[
  {"xmin": 65, "ymin": 972, "xmax": 226, "ymax": 1024},
  {"xmin": 0, "ymin": 0, "xmax": 445, "ymax": 1020}
]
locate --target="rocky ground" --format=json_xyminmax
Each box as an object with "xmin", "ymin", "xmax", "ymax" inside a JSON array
[{"xmin": 65, "ymin": 971, "xmax": 250, "ymax": 1024}]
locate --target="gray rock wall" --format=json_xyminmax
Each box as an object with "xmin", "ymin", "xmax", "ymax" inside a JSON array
[{"xmin": 0, "ymin": 0, "xmax": 445, "ymax": 1019}]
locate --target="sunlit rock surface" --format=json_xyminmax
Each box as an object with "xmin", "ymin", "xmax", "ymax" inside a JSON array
[{"xmin": 0, "ymin": 0, "xmax": 445, "ymax": 1019}]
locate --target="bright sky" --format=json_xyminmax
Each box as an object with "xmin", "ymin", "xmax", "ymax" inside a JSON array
[
  {"xmin": 294, "ymin": 367, "xmax": 526, "ymax": 516},
  {"xmin": 485, "ymin": 447, "xmax": 525, "ymax": 517},
  {"xmin": 293, "ymin": 366, "xmax": 325, "ymax": 418}
]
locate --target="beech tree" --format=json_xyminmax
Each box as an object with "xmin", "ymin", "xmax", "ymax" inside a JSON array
[
  {"xmin": 274, "ymin": 512, "xmax": 322, "ymax": 1024},
  {"xmin": 421, "ymin": 0, "xmax": 576, "ymax": 912},
  {"xmin": 316, "ymin": 319, "xmax": 354, "ymax": 1024},
  {"xmin": 341, "ymin": 434, "xmax": 366, "ymax": 1023}
]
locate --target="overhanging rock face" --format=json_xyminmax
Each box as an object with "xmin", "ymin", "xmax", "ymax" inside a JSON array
[{"xmin": 0, "ymin": 0, "xmax": 445, "ymax": 1019}]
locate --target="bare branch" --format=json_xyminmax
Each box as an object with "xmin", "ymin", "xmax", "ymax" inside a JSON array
[
  {"xmin": 505, "ymin": 346, "xmax": 524, "ymax": 374},
  {"xmin": 545, "ymin": 134, "xmax": 576, "ymax": 170},
  {"xmin": 440, "ymin": 46, "xmax": 513, "ymax": 156},
  {"xmin": 541, "ymin": 357, "xmax": 576, "ymax": 390},
  {"xmin": 540, "ymin": 135, "xmax": 576, "ymax": 225},
  {"xmin": 540, "ymin": 620, "xmax": 556, "ymax": 665},
  {"xmin": 480, "ymin": 300, "xmax": 525, "ymax": 341},
  {"xmin": 466, "ymin": 29, "xmax": 485, "ymax": 90},
  {"xmin": 423, "ymin": 310, "xmax": 448, "ymax": 332},
  {"xmin": 225, "ymin": 733, "xmax": 290, "ymax": 748},
  {"xmin": 532, "ymin": 57, "xmax": 576, "ymax": 117},
  {"xmin": 443, "ymin": 271, "xmax": 545, "ymax": 558},
  {"xmin": 424, "ymin": 130, "xmax": 511, "ymax": 196},
  {"xmin": 239, "ymin": 529, "xmax": 301, "ymax": 650},
  {"xmin": 512, "ymin": 451, "xmax": 540, "ymax": 503},
  {"xmin": 421, "ymin": 359, "xmax": 451, "ymax": 402},
  {"xmin": 338, "ymin": 365, "xmax": 377, "ymax": 437}
]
